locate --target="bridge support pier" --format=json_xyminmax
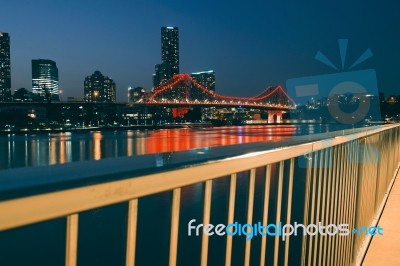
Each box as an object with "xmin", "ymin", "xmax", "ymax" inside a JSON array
[{"xmin": 268, "ymin": 111, "xmax": 282, "ymax": 123}]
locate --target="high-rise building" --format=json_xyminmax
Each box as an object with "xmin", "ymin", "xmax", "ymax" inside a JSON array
[
  {"xmin": 32, "ymin": 59, "xmax": 59, "ymax": 101},
  {"xmin": 191, "ymin": 70, "xmax": 216, "ymax": 92},
  {"xmin": 0, "ymin": 32, "xmax": 11, "ymax": 101},
  {"xmin": 84, "ymin": 70, "xmax": 116, "ymax": 103},
  {"xmin": 153, "ymin": 26, "xmax": 179, "ymax": 87},
  {"xmin": 161, "ymin": 26, "xmax": 179, "ymax": 76},
  {"xmin": 152, "ymin": 63, "xmax": 168, "ymax": 88}
]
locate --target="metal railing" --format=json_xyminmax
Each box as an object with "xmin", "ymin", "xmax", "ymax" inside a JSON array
[{"xmin": 0, "ymin": 124, "xmax": 399, "ymax": 266}]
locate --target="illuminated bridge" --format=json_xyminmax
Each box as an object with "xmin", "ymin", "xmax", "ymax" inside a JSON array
[{"xmin": 144, "ymin": 73, "xmax": 296, "ymax": 111}]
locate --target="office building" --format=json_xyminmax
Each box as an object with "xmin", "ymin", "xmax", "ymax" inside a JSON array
[
  {"xmin": 0, "ymin": 32, "xmax": 11, "ymax": 101},
  {"xmin": 153, "ymin": 63, "xmax": 169, "ymax": 88},
  {"xmin": 161, "ymin": 26, "xmax": 179, "ymax": 76},
  {"xmin": 153, "ymin": 26, "xmax": 179, "ymax": 87},
  {"xmin": 84, "ymin": 70, "xmax": 116, "ymax": 103},
  {"xmin": 191, "ymin": 70, "xmax": 216, "ymax": 92},
  {"xmin": 32, "ymin": 59, "xmax": 59, "ymax": 101}
]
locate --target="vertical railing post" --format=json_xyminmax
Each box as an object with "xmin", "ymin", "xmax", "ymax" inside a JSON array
[
  {"xmin": 307, "ymin": 152, "xmax": 319, "ymax": 266},
  {"xmin": 244, "ymin": 169, "xmax": 256, "ymax": 266},
  {"xmin": 330, "ymin": 145, "xmax": 341, "ymax": 266},
  {"xmin": 273, "ymin": 161, "xmax": 284, "ymax": 266},
  {"xmin": 312, "ymin": 149, "xmax": 324, "ymax": 266},
  {"xmin": 260, "ymin": 165, "xmax": 271, "ymax": 266},
  {"xmin": 126, "ymin": 199, "xmax": 138, "ymax": 266},
  {"xmin": 339, "ymin": 143, "xmax": 347, "ymax": 264},
  {"xmin": 201, "ymin": 180, "xmax": 213, "ymax": 266},
  {"xmin": 65, "ymin": 213, "xmax": 79, "ymax": 266},
  {"xmin": 335, "ymin": 144, "xmax": 345, "ymax": 266},
  {"xmin": 327, "ymin": 145, "xmax": 338, "ymax": 265},
  {"xmin": 169, "ymin": 188, "xmax": 181, "ymax": 266},
  {"xmin": 225, "ymin": 173, "xmax": 237, "ymax": 266},
  {"xmin": 318, "ymin": 148, "xmax": 329, "ymax": 266},
  {"xmin": 301, "ymin": 152, "xmax": 313, "ymax": 266},
  {"xmin": 351, "ymin": 140, "xmax": 359, "ymax": 262},
  {"xmin": 341, "ymin": 141, "xmax": 353, "ymax": 265},
  {"xmin": 284, "ymin": 158, "xmax": 295, "ymax": 266}
]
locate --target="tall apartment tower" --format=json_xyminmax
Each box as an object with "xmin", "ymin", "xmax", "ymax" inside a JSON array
[
  {"xmin": 153, "ymin": 27, "xmax": 179, "ymax": 87},
  {"xmin": 84, "ymin": 70, "xmax": 116, "ymax": 103},
  {"xmin": 191, "ymin": 70, "xmax": 216, "ymax": 92},
  {"xmin": 161, "ymin": 26, "xmax": 179, "ymax": 77},
  {"xmin": 0, "ymin": 32, "xmax": 11, "ymax": 101},
  {"xmin": 32, "ymin": 59, "xmax": 59, "ymax": 101}
]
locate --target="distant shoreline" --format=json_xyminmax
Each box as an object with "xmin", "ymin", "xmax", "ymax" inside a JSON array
[
  {"xmin": 0, "ymin": 122, "xmax": 214, "ymax": 135},
  {"xmin": 0, "ymin": 124, "xmax": 180, "ymax": 135},
  {"xmin": 0, "ymin": 121, "xmax": 385, "ymax": 135}
]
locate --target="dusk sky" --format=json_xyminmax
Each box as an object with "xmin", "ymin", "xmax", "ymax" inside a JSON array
[{"xmin": 1, "ymin": 0, "xmax": 399, "ymax": 102}]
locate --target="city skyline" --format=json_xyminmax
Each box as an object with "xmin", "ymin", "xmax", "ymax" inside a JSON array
[{"xmin": 1, "ymin": 1, "xmax": 399, "ymax": 102}]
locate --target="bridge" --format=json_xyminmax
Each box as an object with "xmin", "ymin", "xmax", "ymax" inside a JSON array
[
  {"xmin": 142, "ymin": 73, "xmax": 296, "ymax": 122},
  {"xmin": 0, "ymin": 125, "xmax": 399, "ymax": 265}
]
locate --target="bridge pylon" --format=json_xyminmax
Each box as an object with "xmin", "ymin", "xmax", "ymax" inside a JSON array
[{"xmin": 268, "ymin": 110, "xmax": 282, "ymax": 123}]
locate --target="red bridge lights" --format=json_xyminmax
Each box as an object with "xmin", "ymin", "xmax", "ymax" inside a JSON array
[{"xmin": 146, "ymin": 73, "xmax": 296, "ymax": 110}]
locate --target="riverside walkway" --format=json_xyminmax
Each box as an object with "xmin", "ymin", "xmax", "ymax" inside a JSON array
[{"xmin": 363, "ymin": 171, "xmax": 400, "ymax": 265}]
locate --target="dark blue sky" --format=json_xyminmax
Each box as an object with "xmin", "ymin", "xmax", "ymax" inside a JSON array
[{"xmin": 1, "ymin": 0, "xmax": 399, "ymax": 101}]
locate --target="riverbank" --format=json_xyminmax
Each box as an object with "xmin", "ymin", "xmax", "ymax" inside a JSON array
[
  {"xmin": 0, "ymin": 122, "xmax": 215, "ymax": 135},
  {"xmin": 0, "ymin": 121, "xmax": 386, "ymax": 135}
]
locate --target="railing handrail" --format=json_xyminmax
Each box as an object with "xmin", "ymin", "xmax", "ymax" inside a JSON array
[
  {"xmin": 0, "ymin": 125, "xmax": 393, "ymax": 201},
  {"xmin": 0, "ymin": 124, "xmax": 398, "ymax": 232},
  {"xmin": 1, "ymin": 124, "xmax": 400, "ymax": 266}
]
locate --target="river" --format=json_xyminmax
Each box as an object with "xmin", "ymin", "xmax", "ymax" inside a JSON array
[{"xmin": 0, "ymin": 124, "xmax": 332, "ymax": 170}]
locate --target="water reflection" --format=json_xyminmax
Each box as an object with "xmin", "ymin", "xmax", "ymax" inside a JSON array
[
  {"xmin": 0, "ymin": 125, "xmax": 329, "ymax": 170},
  {"xmin": 93, "ymin": 132, "xmax": 102, "ymax": 160}
]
